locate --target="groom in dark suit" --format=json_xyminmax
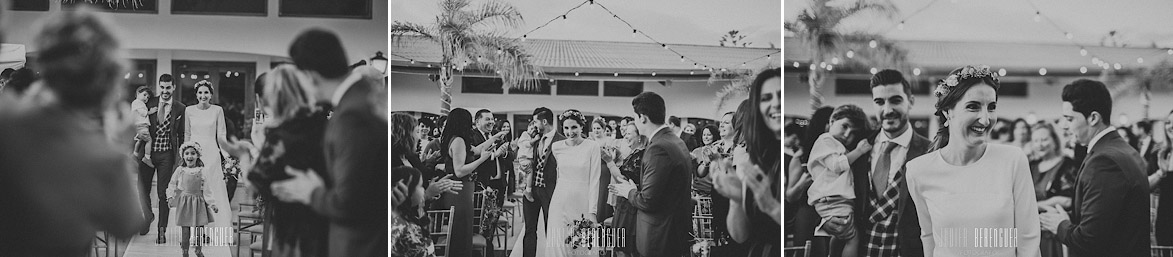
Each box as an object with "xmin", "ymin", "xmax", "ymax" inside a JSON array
[
  {"xmin": 831, "ymin": 69, "xmax": 928, "ymax": 257},
  {"xmin": 522, "ymin": 107, "xmax": 563, "ymax": 257},
  {"xmin": 138, "ymin": 74, "xmax": 186, "ymax": 242},
  {"xmin": 611, "ymin": 92, "xmax": 692, "ymax": 257},
  {"xmin": 1040, "ymin": 79, "xmax": 1149, "ymax": 257}
]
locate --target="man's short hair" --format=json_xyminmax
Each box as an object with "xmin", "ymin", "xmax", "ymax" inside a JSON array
[
  {"xmin": 632, "ymin": 92, "xmax": 667, "ymax": 125},
  {"xmin": 668, "ymin": 116, "xmax": 681, "ymax": 127},
  {"xmin": 533, "ymin": 107, "xmax": 553, "ymax": 125},
  {"xmin": 159, "ymin": 73, "xmax": 173, "ymax": 83},
  {"xmin": 870, "ymin": 69, "xmax": 912, "ymax": 96},
  {"xmin": 475, "ymin": 109, "xmax": 492, "ymax": 121},
  {"xmin": 289, "ymin": 28, "xmax": 349, "ymax": 79},
  {"xmin": 1061, "ymin": 79, "xmax": 1113, "ymax": 126}
]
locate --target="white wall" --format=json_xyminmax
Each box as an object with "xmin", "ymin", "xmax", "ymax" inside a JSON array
[
  {"xmin": 390, "ymin": 72, "xmax": 732, "ymax": 120},
  {"xmin": 784, "ymin": 72, "xmax": 1173, "ymax": 125},
  {"xmin": 1, "ymin": 0, "xmax": 387, "ymax": 66}
]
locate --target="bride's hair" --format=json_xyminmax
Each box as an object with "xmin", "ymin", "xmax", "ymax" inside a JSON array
[
  {"xmin": 179, "ymin": 141, "xmax": 206, "ymax": 168},
  {"xmin": 930, "ymin": 65, "xmax": 1001, "ymax": 151}
]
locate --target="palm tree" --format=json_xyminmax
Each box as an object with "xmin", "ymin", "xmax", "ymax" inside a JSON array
[
  {"xmin": 391, "ymin": 0, "xmax": 544, "ymax": 115},
  {"xmin": 784, "ymin": 0, "xmax": 908, "ymax": 111}
]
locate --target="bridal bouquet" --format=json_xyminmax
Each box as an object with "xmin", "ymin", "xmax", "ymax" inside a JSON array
[
  {"xmin": 390, "ymin": 222, "xmax": 436, "ymax": 257},
  {"xmin": 690, "ymin": 237, "xmax": 713, "ymax": 257},
  {"xmin": 222, "ymin": 154, "xmax": 241, "ymax": 182},
  {"xmin": 564, "ymin": 214, "xmax": 598, "ymax": 249}
]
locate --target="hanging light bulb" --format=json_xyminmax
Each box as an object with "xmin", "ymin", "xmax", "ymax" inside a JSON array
[
  {"xmin": 846, "ymin": 50, "xmax": 854, "ymax": 58},
  {"xmin": 897, "ymin": 22, "xmax": 904, "ymax": 30},
  {"xmin": 809, "ymin": 64, "xmax": 816, "ymax": 70},
  {"xmin": 793, "ymin": 62, "xmax": 800, "ymax": 68},
  {"xmin": 694, "ymin": 63, "xmax": 699, "ymax": 69},
  {"xmin": 680, "ymin": 56, "xmax": 685, "ymax": 62},
  {"xmin": 998, "ymin": 68, "xmax": 1007, "ymax": 76},
  {"xmin": 1038, "ymin": 68, "xmax": 1047, "ymax": 75},
  {"xmin": 870, "ymin": 68, "xmax": 878, "ymax": 74},
  {"xmin": 741, "ymin": 63, "xmax": 746, "ymax": 67},
  {"xmin": 1080, "ymin": 48, "xmax": 1087, "ymax": 56},
  {"xmin": 1092, "ymin": 57, "xmax": 1100, "ymax": 64},
  {"xmin": 180, "ymin": 74, "xmax": 186, "ymax": 79},
  {"xmin": 234, "ymin": 72, "xmax": 239, "ymax": 77},
  {"xmin": 869, "ymin": 40, "xmax": 878, "ymax": 48},
  {"xmin": 1065, "ymin": 33, "xmax": 1073, "ymax": 39},
  {"xmin": 1114, "ymin": 63, "xmax": 1122, "ymax": 70},
  {"xmin": 204, "ymin": 75, "xmax": 210, "ymax": 79},
  {"xmin": 690, "ymin": 71, "xmax": 695, "ymax": 75},
  {"xmin": 1080, "ymin": 66, "xmax": 1088, "ymax": 74},
  {"xmin": 652, "ymin": 72, "xmax": 657, "ymax": 76},
  {"xmin": 574, "ymin": 72, "xmax": 580, "ymax": 76},
  {"xmin": 138, "ymin": 73, "xmax": 144, "ymax": 78},
  {"xmin": 1168, "ymin": 49, "xmax": 1172, "ymax": 55},
  {"xmin": 614, "ymin": 72, "xmax": 619, "ymax": 77},
  {"xmin": 632, "ymin": 29, "xmax": 638, "ymax": 38},
  {"xmin": 819, "ymin": 62, "xmax": 827, "ymax": 68},
  {"xmin": 913, "ymin": 68, "xmax": 921, "ymax": 76},
  {"xmin": 831, "ymin": 57, "xmax": 840, "ymax": 65},
  {"xmin": 1138, "ymin": 57, "xmax": 1145, "ymax": 64},
  {"xmin": 1033, "ymin": 12, "xmax": 1041, "ymax": 22},
  {"xmin": 522, "ymin": 35, "xmax": 527, "ymax": 42},
  {"xmin": 410, "ymin": 59, "xmax": 416, "ymax": 64},
  {"xmin": 826, "ymin": 65, "xmax": 833, "ymax": 71},
  {"xmin": 561, "ymin": 14, "xmax": 567, "ymax": 20},
  {"xmin": 427, "ymin": 64, "xmax": 432, "ymax": 68},
  {"xmin": 662, "ymin": 44, "xmax": 668, "ymax": 49}
]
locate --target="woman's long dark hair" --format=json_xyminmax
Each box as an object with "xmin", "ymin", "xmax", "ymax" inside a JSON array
[
  {"xmin": 440, "ymin": 108, "xmax": 474, "ymax": 161},
  {"xmin": 800, "ymin": 107, "xmax": 835, "ymax": 163},
  {"xmin": 700, "ymin": 124, "xmax": 721, "ymax": 145},
  {"xmin": 1009, "ymin": 118, "xmax": 1031, "ymax": 143},
  {"xmin": 390, "ymin": 113, "xmax": 418, "ymax": 157},
  {"xmin": 929, "ymin": 66, "xmax": 1002, "ymax": 152},
  {"xmin": 744, "ymin": 68, "xmax": 782, "ymax": 171}
]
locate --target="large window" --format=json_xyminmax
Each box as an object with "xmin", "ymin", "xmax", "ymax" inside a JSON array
[
  {"xmin": 603, "ymin": 81, "xmax": 643, "ymax": 97},
  {"xmin": 173, "ymin": 0, "xmax": 266, "ymax": 16},
  {"xmin": 63, "ymin": 0, "xmax": 158, "ymax": 13},
  {"xmin": 508, "ymin": 80, "xmax": 551, "ymax": 95},
  {"xmin": 11, "ymin": 0, "xmax": 48, "ymax": 11},
  {"xmin": 124, "ymin": 59, "xmax": 157, "ymax": 102},
  {"xmin": 280, "ymin": 0, "xmax": 371, "ymax": 19},
  {"xmin": 555, "ymin": 80, "xmax": 598, "ymax": 96},
  {"xmin": 834, "ymin": 78, "xmax": 871, "ymax": 95},
  {"xmin": 461, "ymin": 77, "xmax": 504, "ymax": 94}
]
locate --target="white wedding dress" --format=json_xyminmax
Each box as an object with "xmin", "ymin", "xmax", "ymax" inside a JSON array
[
  {"xmin": 543, "ymin": 139, "xmax": 602, "ymax": 257},
  {"xmin": 185, "ymin": 105, "xmax": 233, "ymax": 228}
]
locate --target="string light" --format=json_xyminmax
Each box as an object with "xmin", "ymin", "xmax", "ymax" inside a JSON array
[
  {"xmin": 180, "ymin": 74, "xmax": 186, "ymax": 79},
  {"xmin": 575, "ymin": 72, "xmax": 580, "ymax": 76},
  {"xmin": 846, "ymin": 50, "xmax": 854, "ymax": 58},
  {"xmin": 1168, "ymin": 49, "xmax": 1172, "ymax": 55},
  {"xmin": 1080, "ymin": 48, "xmax": 1087, "ymax": 56},
  {"xmin": 1033, "ymin": 12, "xmax": 1041, "ymax": 22},
  {"xmin": 826, "ymin": 65, "xmax": 833, "ymax": 71},
  {"xmin": 138, "ymin": 73, "xmax": 144, "ymax": 78},
  {"xmin": 831, "ymin": 57, "xmax": 840, "ymax": 65},
  {"xmin": 614, "ymin": 72, "xmax": 618, "ymax": 77},
  {"xmin": 1080, "ymin": 66, "xmax": 1087, "ymax": 74},
  {"xmin": 680, "ymin": 56, "xmax": 684, "ymax": 62},
  {"xmin": 1114, "ymin": 63, "xmax": 1122, "ymax": 70},
  {"xmin": 870, "ymin": 68, "xmax": 878, "ymax": 74},
  {"xmin": 1138, "ymin": 57, "xmax": 1145, "ymax": 64},
  {"xmin": 912, "ymin": 68, "xmax": 921, "ymax": 76},
  {"xmin": 869, "ymin": 40, "xmax": 878, "ymax": 48},
  {"xmin": 998, "ymin": 68, "xmax": 1007, "ymax": 76},
  {"xmin": 793, "ymin": 62, "xmax": 800, "ymax": 68},
  {"xmin": 819, "ymin": 62, "xmax": 827, "ymax": 68},
  {"xmin": 410, "ymin": 59, "xmax": 416, "ymax": 64},
  {"xmin": 651, "ymin": 72, "xmax": 657, "ymax": 76},
  {"xmin": 1038, "ymin": 68, "xmax": 1047, "ymax": 75},
  {"xmin": 690, "ymin": 71, "xmax": 695, "ymax": 75}
]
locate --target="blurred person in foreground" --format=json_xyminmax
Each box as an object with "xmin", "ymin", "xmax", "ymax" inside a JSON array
[{"xmin": 0, "ymin": 7, "xmax": 146, "ymax": 256}]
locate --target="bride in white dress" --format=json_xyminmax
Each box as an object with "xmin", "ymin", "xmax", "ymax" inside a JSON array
[
  {"xmin": 543, "ymin": 111, "xmax": 602, "ymax": 257},
  {"xmin": 184, "ymin": 81, "xmax": 233, "ymax": 229}
]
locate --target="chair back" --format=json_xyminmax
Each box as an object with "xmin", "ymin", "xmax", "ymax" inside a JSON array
[
  {"xmin": 426, "ymin": 207, "xmax": 455, "ymax": 257},
  {"xmin": 472, "ymin": 190, "xmax": 486, "ymax": 232},
  {"xmin": 693, "ymin": 196, "xmax": 713, "ymax": 216},
  {"xmin": 1154, "ymin": 245, "xmax": 1173, "ymax": 257},
  {"xmin": 782, "ymin": 240, "xmax": 811, "ymax": 257}
]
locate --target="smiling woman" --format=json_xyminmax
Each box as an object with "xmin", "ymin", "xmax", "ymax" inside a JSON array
[{"xmin": 905, "ymin": 65, "xmax": 1041, "ymax": 256}]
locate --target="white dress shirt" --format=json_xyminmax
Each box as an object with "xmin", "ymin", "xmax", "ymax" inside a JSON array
[{"xmin": 1087, "ymin": 127, "xmax": 1117, "ymax": 153}]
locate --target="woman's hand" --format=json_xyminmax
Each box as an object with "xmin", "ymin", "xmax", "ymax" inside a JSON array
[
  {"xmin": 743, "ymin": 164, "xmax": 780, "ymax": 215},
  {"xmin": 712, "ymin": 158, "xmax": 743, "ymax": 201},
  {"xmin": 210, "ymin": 205, "xmax": 219, "ymax": 213}
]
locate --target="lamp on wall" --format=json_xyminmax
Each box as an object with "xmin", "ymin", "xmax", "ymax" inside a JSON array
[{"xmin": 371, "ymin": 51, "xmax": 388, "ymax": 74}]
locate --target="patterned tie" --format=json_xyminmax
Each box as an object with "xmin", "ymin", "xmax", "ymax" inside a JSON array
[
  {"xmin": 873, "ymin": 142, "xmax": 899, "ymax": 194},
  {"xmin": 533, "ymin": 136, "xmax": 550, "ymax": 188}
]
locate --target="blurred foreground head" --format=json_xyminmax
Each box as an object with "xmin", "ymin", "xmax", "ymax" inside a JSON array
[{"xmin": 33, "ymin": 6, "xmax": 127, "ymax": 110}]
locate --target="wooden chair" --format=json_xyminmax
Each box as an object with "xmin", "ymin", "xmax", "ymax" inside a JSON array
[
  {"xmin": 427, "ymin": 207, "xmax": 456, "ymax": 257},
  {"xmin": 693, "ymin": 196, "xmax": 713, "ymax": 216},
  {"xmin": 1153, "ymin": 245, "xmax": 1173, "ymax": 257},
  {"xmin": 782, "ymin": 240, "xmax": 811, "ymax": 257}
]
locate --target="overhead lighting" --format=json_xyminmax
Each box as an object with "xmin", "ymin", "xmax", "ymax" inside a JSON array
[
  {"xmin": 998, "ymin": 68, "xmax": 1007, "ymax": 76},
  {"xmin": 1080, "ymin": 48, "xmax": 1087, "ymax": 56},
  {"xmin": 793, "ymin": 62, "xmax": 800, "ymax": 68},
  {"xmin": 1080, "ymin": 66, "xmax": 1088, "ymax": 74},
  {"xmin": 846, "ymin": 50, "xmax": 854, "ymax": 58},
  {"xmin": 913, "ymin": 68, "xmax": 921, "ymax": 76},
  {"xmin": 869, "ymin": 40, "xmax": 878, "ymax": 48},
  {"xmin": 180, "ymin": 74, "xmax": 186, "ymax": 79},
  {"xmin": 870, "ymin": 68, "xmax": 878, "ymax": 74},
  {"xmin": 1038, "ymin": 68, "xmax": 1047, "ymax": 76}
]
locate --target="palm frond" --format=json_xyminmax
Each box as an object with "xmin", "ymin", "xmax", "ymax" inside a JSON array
[
  {"xmin": 465, "ymin": 0, "xmax": 524, "ymax": 29},
  {"xmin": 390, "ymin": 21, "xmax": 437, "ymax": 46},
  {"xmin": 464, "ymin": 33, "xmax": 543, "ymax": 91},
  {"xmin": 837, "ymin": 32, "xmax": 910, "ymax": 72},
  {"xmin": 848, "ymin": 0, "xmax": 900, "ymax": 20}
]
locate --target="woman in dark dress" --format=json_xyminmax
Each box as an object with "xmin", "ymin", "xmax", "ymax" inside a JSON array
[
  {"xmin": 246, "ymin": 65, "xmax": 330, "ymax": 257},
  {"xmin": 1152, "ymin": 110, "xmax": 1173, "ymax": 246},
  {"xmin": 1026, "ymin": 122, "xmax": 1077, "ymax": 257},
  {"xmin": 604, "ymin": 121, "xmax": 647, "ymax": 257},
  {"xmin": 438, "ymin": 108, "xmax": 499, "ymax": 256}
]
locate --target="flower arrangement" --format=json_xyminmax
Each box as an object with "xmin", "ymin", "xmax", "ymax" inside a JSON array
[
  {"xmin": 390, "ymin": 222, "xmax": 436, "ymax": 257},
  {"xmin": 223, "ymin": 154, "xmax": 241, "ymax": 182},
  {"xmin": 565, "ymin": 214, "xmax": 598, "ymax": 250},
  {"xmin": 690, "ymin": 237, "xmax": 714, "ymax": 257}
]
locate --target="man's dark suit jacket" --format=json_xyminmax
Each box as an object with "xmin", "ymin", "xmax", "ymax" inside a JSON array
[
  {"xmin": 1057, "ymin": 132, "xmax": 1150, "ymax": 257},
  {"xmin": 0, "ymin": 104, "xmax": 145, "ymax": 256},
  {"xmin": 145, "ymin": 96, "xmax": 186, "ymax": 158},
  {"xmin": 627, "ymin": 127, "xmax": 693, "ymax": 256},
  {"xmin": 472, "ymin": 129, "xmax": 509, "ymax": 190},
  {"xmin": 308, "ymin": 77, "xmax": 389, "ymax": 257},
  {"xmin": 851, "ymin": 131, "xmax": 930, "ymax": 257}
]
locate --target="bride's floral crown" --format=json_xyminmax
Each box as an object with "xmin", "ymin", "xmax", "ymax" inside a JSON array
[
  {"xmin": 934, "ymin": 65, "xmax": 999, "ymax": 97},
  {"xmin": 560, "ymin": 109, "xmax": 583, "ymax": 122}
]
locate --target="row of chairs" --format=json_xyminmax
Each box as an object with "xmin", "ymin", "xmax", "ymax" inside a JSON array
[{"xmin": 425, "ymin": 189, "xmax": 520, "ymax": 257}]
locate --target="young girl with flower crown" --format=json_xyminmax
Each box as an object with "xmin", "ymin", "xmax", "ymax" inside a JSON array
[{"xmin": 167, "ymin": 141, "xmax": 220, "ymax": 257}]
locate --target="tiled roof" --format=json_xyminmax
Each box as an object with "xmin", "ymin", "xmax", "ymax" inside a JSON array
[
  {"xmin": 391, "ymin": 36, "xmax": 781, "ymax": 73},
  {"xmin": 783, "ymin": 37, "xmax": 1173, "ymax": 73}
]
